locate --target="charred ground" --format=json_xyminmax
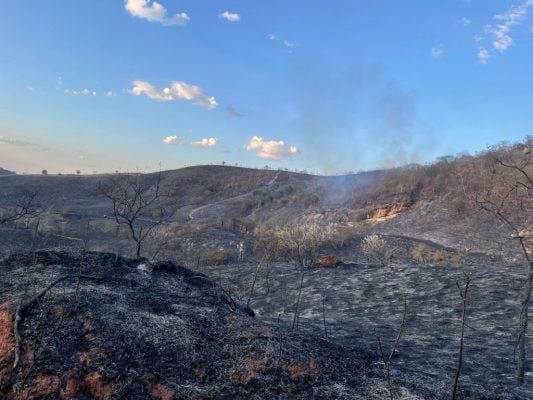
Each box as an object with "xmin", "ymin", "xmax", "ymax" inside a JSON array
[
  {"xmin": 0, "ymin": 250, "xmax": 402, "ymax": 400},
  {"xmin": 0, "ymin": 140, "xmax": 531, "ymax": 399}
]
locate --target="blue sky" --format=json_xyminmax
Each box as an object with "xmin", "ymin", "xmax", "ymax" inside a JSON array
[{"xmin": 0, "ymin": 0, "xmax": 532, "ymax": 174}]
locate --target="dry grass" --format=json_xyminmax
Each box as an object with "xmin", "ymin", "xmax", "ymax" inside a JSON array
[{"xmin": 411, "ymin": 244, "xmax": 429, "ymax": 264}]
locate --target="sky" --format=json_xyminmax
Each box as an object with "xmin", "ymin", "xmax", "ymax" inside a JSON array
[{"xmin": 0, "ymin": 0, "xmax": 532, "ymax": 175}]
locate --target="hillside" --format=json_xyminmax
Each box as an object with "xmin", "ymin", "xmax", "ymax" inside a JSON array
[
  {"xmin": 0, "ymin": 167, "xmax": 15, "ymax": 176},
  {"xmin": 0, "ymin": 140, "xmax": 531, "ymax": 398},
  {"xmin": 0, "ymin": 250, "xmax": 408, "ymax": 400},
  {"xmin": 0, "ymin": 140, "xmax": 529, "ymax": 262}
]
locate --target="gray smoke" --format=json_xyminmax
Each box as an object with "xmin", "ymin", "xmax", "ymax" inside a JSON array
[{"xmin": 289, "ymin": 53, "xmax": 437, "ymax": 173}]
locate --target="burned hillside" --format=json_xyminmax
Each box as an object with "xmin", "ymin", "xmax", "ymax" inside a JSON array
[{"xmin": 0, "ymin": 250, "xmax": 402, "ymax": 400}]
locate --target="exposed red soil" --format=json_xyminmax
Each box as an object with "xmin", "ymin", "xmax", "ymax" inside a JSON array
[
  {"xmin": 0, "ymin": 302, "xmax": 15, "ymax": 388},
  {"xmin": 142, "ymin": 373, "xmax": 175, "ymax": 400}
]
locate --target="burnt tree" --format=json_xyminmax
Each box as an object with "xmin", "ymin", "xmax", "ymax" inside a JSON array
[
  {"xmin": 0, "ymin": 189, "xmax": 41, "ymax": 225},
  {"xmin": 99, "ymin": 170, "xmax": 168, "ymax": 260},
  {"xmin": 474, "ymin": 138, "xmax": 532, "ymax": 383}
]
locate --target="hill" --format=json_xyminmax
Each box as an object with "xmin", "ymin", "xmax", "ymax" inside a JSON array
[
  {"xmin": 0, "ymin": 139, "xmax": 530, "ymax": 262},
  {"xmin": 0, "ymin": 250, "xmax": 402, "ymax": 400},
  {"xmin": 0, "ymin": 167, "xmax": 15, "ymax": 176}
]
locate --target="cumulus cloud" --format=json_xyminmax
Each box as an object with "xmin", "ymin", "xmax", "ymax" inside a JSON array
[
  {"xmin": 162, "ymin": 135, "xmax": 186, "ymax": 145},
  {"xmin": 124, "ymin": 0, "xmax": 189, "ymax": 27},
  {"xmin": 477, "ymin": 0, "xmax": 533, "ymax": 61},
  {"xmin": 191, "ymin": 138, "xmax": 218, "ymax": 148},
  {"xmin": 246, "ymin": 136, "xmax": 299, "ymax": 160},
  {"xmin": 129, "ymin": 80, "xmax": 218, "ymax": 109},
  {"xmin": 219, "ymin": 11, "xmax": 240, "ymax": 22}
]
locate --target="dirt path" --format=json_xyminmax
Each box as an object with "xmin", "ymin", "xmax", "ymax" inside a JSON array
[{"xmin": 187, "ymin": 171, "xmax": 280, "ymax": 221}]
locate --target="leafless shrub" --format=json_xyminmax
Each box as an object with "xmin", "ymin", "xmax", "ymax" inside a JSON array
[
  {"xmin": 0, "ymin": 189, "xmax": 42, "ymax": 225},
  {"xmin": 98, "ymin": 170, "xmax": 169, "ymax": 260},
  {"xmin": 471, "ymin": 137, "xmax": 533, "ymax": 383},
  {"xmin": 361, "ymin": 234, "xmax": 393, "ymax": 266},
  {"xmin": 375, "ymin": 296, "xmax": 408, "ymax": 400},
  {"xmin": 270, "ymin": 221, "xmax": 338, "ymax": 330}
]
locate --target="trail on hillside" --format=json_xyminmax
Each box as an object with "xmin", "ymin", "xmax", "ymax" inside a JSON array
[{"xmin": 187, "ymin": 171, "xmax": 280, "ymax": 221}]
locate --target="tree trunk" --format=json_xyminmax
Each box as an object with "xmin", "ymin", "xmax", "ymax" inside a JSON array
[
  {"xmin": 451, "ymin": 274, "xmax": 470, "ymax": 400},
  {"xmin": 136, "ymin": 240, "xmax": 142, "ymax": 260},
  {"xmin": 247, "ymin": 259, "xmax": 263, "ymax": 307},
  {"xmin": 517, "ymin": 309, "xmax": 527, "ymax": 384},
  {"xmin": 516, "ymin": 262, "xmax": 533, "ymax": 384},
  {"xmin": 292, "ymin": 268, "xmax": 306, "ymax": 331}
]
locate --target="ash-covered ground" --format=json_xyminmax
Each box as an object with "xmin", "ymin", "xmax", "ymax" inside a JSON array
[
  {"xmin": 0, "ymin": 250, "xmax": 416, "ymax": 400},
  {"xmin": 202, "ymin": 261, "xmax": 532, "ymax": 399}
]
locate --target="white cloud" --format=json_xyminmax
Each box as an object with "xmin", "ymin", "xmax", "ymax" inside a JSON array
[
  {"xmin": 458, "ymin": 17, "xmax": 471, "ymax": 26},
  {"xmin": 246, "ymin": 136, "xmax": 299, "ymax": 160},
  {"xmin": 64, "ymin": 88, "xmax": 92, "ymax": 96},
  {"xmin": 430, "ymin": 45, "xmax": 444, "ymax": 59},
  {"xmin": 478, "ymin": 48, "xmax": 490, "ymax": 63},
  {"xmin": 25, "ymin": 86, "xmax": 34, "ymax": 91},
  {"xmin": 191, "ymin": 138, "xmax": 218, "ymax": 148},
  {"xmin": 162, "ymin": 135, "xmax": 186, "ymax": 145},
  {"xmin": 478, "ymin": 0, "xmax": 533, "ymax": 61},
  {"xmin": 105, "ymin": 91, "xmax": 117, "ymax": 97},
  {"xmin": 129, "ymin": 80, "xmax": 218, "ymax": 109},
  {"xmin": 268, "ymin": 33, "xmax": 296, "ymax": 52},
  {"xmin": 219, "ymin": 11, "xmax": 240, "ymax": 22},
  {"xmin": 283, "ymin": 40, "xmax": 295, "ymax": 48},
  {"xmin": 124, "ymin": 0, "xmax": 189, "ymax": 27}
]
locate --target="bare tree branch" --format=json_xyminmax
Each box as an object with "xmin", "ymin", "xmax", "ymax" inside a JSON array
[
  {"xmin": 98, "ymin": 170, "xmax": 169, "ymax": 260},
  {"xmin": 0, "ymin": 189, "xmax": 42, "ymax": 225}
]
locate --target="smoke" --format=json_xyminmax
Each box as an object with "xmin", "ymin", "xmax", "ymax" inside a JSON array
[{"xmin": 289, "ymin": 53, "xmax": 436, "ymax": 173}]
